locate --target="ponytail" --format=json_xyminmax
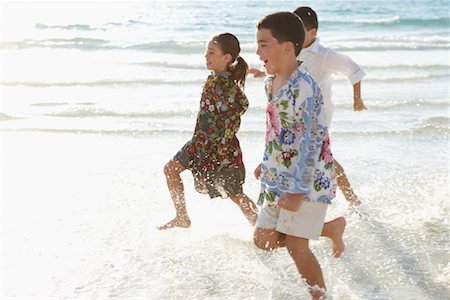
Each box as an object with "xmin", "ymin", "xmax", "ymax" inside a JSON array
[
  {"xmin": 211, "ymin": 32, "xmax": 248, "ymax": 88},
  {"xmin": 230, "ymin": 56, "xmax": 249, "ymax": 88}
]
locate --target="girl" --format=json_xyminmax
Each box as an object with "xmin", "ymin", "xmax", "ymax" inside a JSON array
[{"xmin": 158, "ymin": 33, "xmax": 258, "ymax": 230}]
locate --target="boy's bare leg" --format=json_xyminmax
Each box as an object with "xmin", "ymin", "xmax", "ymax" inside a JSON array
[
  {"xmin": 285, "ymin": 235, "xmax": 326, "ymax": 300},
  {"xmin": 321, "ymin": 217, "xmax": 346, "ymax": 258},
  {"xmin": 157, "ymin": 158, "xmax": 191, "ymax": 230},
  {"xmin": 230, "ymin": 194, "xmax": 258, "ymax": 225},
  {"xmin": 334, "ymin": 159, "xmax": 361, "ymax": 205},
  {"xmin": 254, "ymin": 215, "xmax": 345, "ymax": 257},
  {"xmin": 253, "ymin": 228, "xmax": 286, "ymax": 251}
]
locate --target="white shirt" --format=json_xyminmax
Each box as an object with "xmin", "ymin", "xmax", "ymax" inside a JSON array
[{"xmin": 298, "ymin": 37, "xmax": 366, "ymax": 127}]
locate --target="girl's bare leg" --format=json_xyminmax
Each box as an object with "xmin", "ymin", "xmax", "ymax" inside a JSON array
[
  {"xmin": 157, "ymin": 158, "xmax": 191, "ymax": 230},
  {"xmin": 230, "ymin": 194, "xmax": 258, "ymax": 225}
]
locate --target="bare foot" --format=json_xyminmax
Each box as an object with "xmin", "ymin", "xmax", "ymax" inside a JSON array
[
  {"xmin": 157, "ymin": 216, "xmax": 191, "ymax": 230},
  {"xmin": 327, "ymin": 217, "xmax": 346, "ymax": 258}
]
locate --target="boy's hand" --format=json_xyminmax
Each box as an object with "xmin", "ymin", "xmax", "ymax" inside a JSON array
[
  {"xmin": 249, "ymin": 68, "xmax": 266, "ymax": 78},
  {"xmin": 277, "ymin": 193, "xmax": 304, "ymax": 212},
  {"xmin": 353, "ymin": 97, "xmax": 367, "ymax": 111},
  {"xmin": 254, "ymin": 164, "xmax": 262, "ymax": 179}
]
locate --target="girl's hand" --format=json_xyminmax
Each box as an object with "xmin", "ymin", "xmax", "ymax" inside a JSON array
[
  {"xmin": 254, "ymin": 164, "xmax": 262, "ymax": 179},
  {"xmin": 277, "ymin": 193, "xmax": 304, "ymax": 212}
]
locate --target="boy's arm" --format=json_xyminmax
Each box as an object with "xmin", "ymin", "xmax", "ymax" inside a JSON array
[
  {"xmin": 325, "ymin": 49, "xmax": 367, "ymax": 111},
  {"xmin": 249, "ymin": 68, "xmax": 266, "ymax": 78},
  {"xmin": 353, "ymin": 81, "xmax": 367, "ymax": 111},
  {"xmin": 277, "ymin": 193, "xmax": 304, "ymax": 211}
]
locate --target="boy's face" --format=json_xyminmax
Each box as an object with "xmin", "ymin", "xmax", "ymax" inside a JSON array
[
  {"xmin": 256, "ymin": 28, "xmax": 286, "ymax": 75},
  {"xmin": 303, "ymin": 28, "xmax": 317, "ymax": 48}
]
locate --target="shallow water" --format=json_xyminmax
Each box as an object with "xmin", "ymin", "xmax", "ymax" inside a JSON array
[{"xmin": 2, "ymin": 1, "xmax": 449, "ymax": 299}]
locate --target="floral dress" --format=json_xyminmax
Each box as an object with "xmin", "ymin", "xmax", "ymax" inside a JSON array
[
  {"xmin": 258, "ymin": 65, "xmax": 337, "ymax": 206},
  {"xmin": 176, "ymin": 72, "xmax": 249, "ymax": 199}
]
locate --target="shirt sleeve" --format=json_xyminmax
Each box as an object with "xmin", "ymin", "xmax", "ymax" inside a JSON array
[
  {"xmin": 270, "ymin": 77, "xmax": 321, "ymax": 195},
  {"xmin": 293, "ymin": 80, "xmax": 321, "ymax": 195},
  {"xmin": 323, "ymin": 48, "xmax": 366, "ymax": 85}
]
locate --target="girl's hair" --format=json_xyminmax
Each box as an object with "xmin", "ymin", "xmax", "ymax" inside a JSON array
[{"xmin": 212, "ymin": 33, "xmax": 248, "ymax": 87}]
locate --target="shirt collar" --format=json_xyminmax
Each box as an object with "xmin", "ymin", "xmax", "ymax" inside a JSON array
[
  {"xmin": 213, "ymin": 71, "xmax": 231, "ymax": 77},
  {"xmin": 303, "ymin": 37, "xmax": 320, "ymax": 54},
  {"xmin": 287, "ymin": 63, "xmax": 306, "ymax": 87}
]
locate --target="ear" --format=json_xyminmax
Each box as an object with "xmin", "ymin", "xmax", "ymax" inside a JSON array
[
  {"xmin": 223, "ymin": 53, "xmax": 233, "ymax": 64},
  {"xmin": 283, "ymin": 41, "xmax": 294, "ymax": 55}
]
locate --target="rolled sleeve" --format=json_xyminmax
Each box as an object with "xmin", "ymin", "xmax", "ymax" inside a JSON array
[
  {"xmin": 324, "ymin": 49, "xmax": 366, "ymax": 85},
  {"xmin": 348, "ymin": 68, "xmax": 366, "ymax": 85}
]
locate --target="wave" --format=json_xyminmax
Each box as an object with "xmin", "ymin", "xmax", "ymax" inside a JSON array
[
  {"xmin": 1, "ymin": 38, "xmax": 111, "ymax": 50},
  {"xmin": 44, "ymin": 108, "xmax": 197, "ymax": 118},
  {"xmin": 1, "ymin": 38, "xmax": 209, "ymax": 53},
  {"xmin": 3, "ymin": 71, "xmax": 447, "ymax": 88},
  {"xmin": 3, "ymin": 35, "xmax": 448, "ymax": 52},
  {"xmin": 365, "ymin": 64, "xmax": 449, "ymax": 71},
  {"xmin": 134, "ymin": 61, "xmax": 205, "ymax": 70},
  {"xmin": 339, "ymin": 73, "xmax": 449, "ymax": 83},
  {"xmin": 35, "ymin": 23, "xmax": 97, "ymax": 31},
  {"xmin": 323, "ymin": 16, "xmax": 450, "ymax": 27},
  {"xmin": 2, "ymin": 124, "xmax": 448, "ymax": 137},
  {"xmin": 0, "ymin": 127, "xmax": 194, "ymax": 136},
  {"xmin": 326, "ymin": 43, "xmax": 449, "ymax": 51},
  {"xmin": 33, "ymin": 15, "xmax": 449, "ymax": 34},
  {"xmin": 0, "ymin": 113, "xmax": 21, "ymax": 121},
  {"xmin": 333, "ymin": 99, "xmax": 450, "ymax": 110},
  {"xmin": 31, "ymin": 102, "xmax": 69, "ymax": 107},
  {"xmin": 136, "ymin": 61, "xmax": 450, "ymax": 73},
  {"xmin": 34, "ymin": 19, "xmax": 159, "ymax": 32},
  {"xmin": 1, "ymin": 78, "xmax": 205, "ymax": 87},
  {"xmin": 3, "ymin": 100, "xmax": 448, "ymax": 125},
  {"xmin": 424, "ymin": 116, "xmax": 450, "ymax": 128}
]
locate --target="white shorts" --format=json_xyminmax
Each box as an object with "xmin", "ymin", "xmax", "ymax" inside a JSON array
[{"xmin": 256, "ymin": 201, "xmax": 328, "ymax": 240}]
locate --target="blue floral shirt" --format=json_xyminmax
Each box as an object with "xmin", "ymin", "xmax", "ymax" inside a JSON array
[{"xmin": 258, "ymin": 64, "xmax": 337, "ymax": 205}]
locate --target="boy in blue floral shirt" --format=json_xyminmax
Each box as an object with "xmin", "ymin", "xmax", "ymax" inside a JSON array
[{"xmin": 253, "ymin": 12, "xmax": 342, "ymax": 299}]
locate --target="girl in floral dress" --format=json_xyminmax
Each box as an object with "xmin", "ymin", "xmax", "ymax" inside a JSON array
[{"xmin": 158, "ymin": 33, "xmax": 258, "ymax": 230}]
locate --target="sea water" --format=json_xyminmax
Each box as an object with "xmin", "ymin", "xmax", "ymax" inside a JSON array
[{"xmin": 1, "ymin": 1, "xmax": 449, "ymax": 299}]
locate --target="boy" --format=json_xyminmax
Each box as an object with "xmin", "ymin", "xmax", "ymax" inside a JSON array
[
  {"xmin": 253, "ymin": 11, "xmax": 337, "ymax": 299},
  {"xmin": 251, "ymin": 6, "xmax": 366, "ymax": 205},
  {"xmin": 295, "ymin": 6, "xmax": 366, "ymax": 204}
]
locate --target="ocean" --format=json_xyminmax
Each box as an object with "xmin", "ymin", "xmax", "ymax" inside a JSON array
[{"xmin": 1, "ymin": 1, "xmax": 449, "ymax": 299}]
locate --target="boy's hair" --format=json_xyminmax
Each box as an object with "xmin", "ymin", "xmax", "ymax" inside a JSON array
[
  {"xmin": 293, "ymin": 6, "xmax": 318, "ymax": 31},
  {"xmin": 256, "ymin": 12, "xmax": 305, "ymax": 57},
  {"xmin": 212, "ymin": 32, "xmax": 248, "ymax": 88}
]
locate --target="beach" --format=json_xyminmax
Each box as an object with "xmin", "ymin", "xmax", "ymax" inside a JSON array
[{"xmin": 1, "ymin": 1, "xmax": 449, "ymax": 299}]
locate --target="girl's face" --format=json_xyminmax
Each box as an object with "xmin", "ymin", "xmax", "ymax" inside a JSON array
[{"xmin": 204, "ymin": 40, "xmax": 232, "ymax": 73}]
